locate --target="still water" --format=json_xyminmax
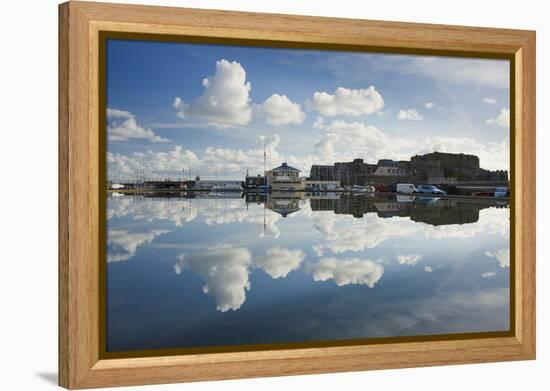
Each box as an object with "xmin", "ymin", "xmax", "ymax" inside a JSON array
[{"xmin": 106, "ymin": 192, "xmax": 510, "ymax": 352}]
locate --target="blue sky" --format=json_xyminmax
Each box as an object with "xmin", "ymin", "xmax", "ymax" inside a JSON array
[{"xmin": 106, "ymin": 39, "xmax": 510, "ymax": 180}]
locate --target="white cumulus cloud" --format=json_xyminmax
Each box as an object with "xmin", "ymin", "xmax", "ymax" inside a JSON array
[
  {"xmin": 308, "ymin": 86, "xmax": 384, "ymax": 116},
  {"xmin": 107, "ymin": 108, "xmax": 169, "ymax": 143},
  {"xmin": 313, "ymin": 120, "xmax": 418, "ymax": 164},
  {"xmin": 483, "ymin": 97, "xmax": 497, "ymax": 104},
  {"xmin": 173, "ymin": 59, "xmax": 252, "ymax": 127},
  {"xmin": 314, "ymin": 132, "xmax": 341, "ymax": 159},
  {"xmin": 486, "ymin": 108, "xmax": 510, "ymax": 127},
  {"xmin": 107, "ymin": 134, "xmax": 283, "ymax": 181},
  {"xmin": 256, "ymin": 93, "xmax": 305, "ymax": 126},
  {"xmin": 424, "ymin": 266, "xmax": 433, "ymax": 272},
  {"xmin": 481, "ymin": 272, "xmax": 496, "ymax": 278},
  {"xmin": 485, "ymin": 249, "xmax": 510, "ymax": 268},
  {"xmin": 313, "ymin": 116, "xmax": 326, "ymax": 129},
  {"xmin": 311, "ymin": 118, "xmax": 509, "ymax": 171},
  {"xmin": 397, "ymin": 108, "xmax": 423, "ymax": 121},
  {"xmin": 401, "ymin": 56, "xmax": 509, "ymax": 89},
  {"xmin": 425, "ymin": 102, "xmax": 435, "ymax": 109}
]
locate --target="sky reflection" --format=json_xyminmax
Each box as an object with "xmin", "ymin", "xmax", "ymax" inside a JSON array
[{"xmin": 106, "ymin": 193, "xmax": 510, "ymax": 352}]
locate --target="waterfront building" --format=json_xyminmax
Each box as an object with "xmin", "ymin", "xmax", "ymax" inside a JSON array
[
  {"xmin": 410, "ymin": 152, "xmax": 508, "ymax": 182},
  {"xmin": 411, "ymin": 151, "xmax": 479, "ymax": 169},
  {"xmin": 265, "ymin": 162, "xmax": 303, "ymax": 191},
  {"xmin": 373, "ymin": 159, "xmax": 409, "ymax": 177},
  {"xmin": 244, "ymin": 174, "xmax": 266, "ymax": 190},
  {"xmin": 307, "ymin": 152, "xmax": 508, "ymax": 186},
  {"xmin": 310, "ymin": 158, "xmax": 368, "ymax": 187}
]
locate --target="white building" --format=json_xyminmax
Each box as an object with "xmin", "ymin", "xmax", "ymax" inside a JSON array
[
  {"xmin": 265, "ymin": 163, "xmax": 342, "ymax": 192},
  {"xmin": 265, "ymin": 163, "xmax": 302, "ymax": 191}
]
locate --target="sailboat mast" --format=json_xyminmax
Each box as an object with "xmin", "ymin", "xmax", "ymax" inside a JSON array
[{"xmin": 264, "ymin": 139, "xmax": 268, "ymax": 190}]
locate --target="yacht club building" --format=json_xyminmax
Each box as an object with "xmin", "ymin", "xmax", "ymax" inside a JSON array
[
  {"xmin": 258, "ymin": 162, "xmax": 342, "ymax": 192},
  {"xmin": 265, "ymin": 163, "xmax": 302, "ymax": 191}
]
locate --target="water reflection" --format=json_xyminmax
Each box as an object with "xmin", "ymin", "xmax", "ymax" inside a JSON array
[
  {"xmin": 308, "ymin": 257, "xmax": 384, "ymax": 287},
  {"xmin": 174, "ymin": 245, "xmax": 253, "ymax": 312},
  {"xmin": 106, "ymin": 192, "xmax": 510, "ymax": 352}
]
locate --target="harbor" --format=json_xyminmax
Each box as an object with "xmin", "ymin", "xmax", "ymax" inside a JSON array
[{"xmin": 108, "ymin": 152, "xmax": 509, "ymax": 198}]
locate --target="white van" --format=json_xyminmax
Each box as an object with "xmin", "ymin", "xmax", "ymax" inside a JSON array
[{"xmin": 396, "ymin": 183, "xmax": 418, "ymax": 194}]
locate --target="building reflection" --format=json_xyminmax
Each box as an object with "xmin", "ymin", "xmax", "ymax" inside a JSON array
[
  {"xmin": 110, "ymin": 191, "xmax": 508, "ymax": 227},
  {"xmin": 265, "ymin": 198, "xmax": 301, "ymax": 217},
  {"xmin": 308, "ymin": 193, "xmax": 507, "ymax": 225}
]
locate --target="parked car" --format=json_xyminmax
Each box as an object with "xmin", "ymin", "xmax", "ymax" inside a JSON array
[
  {"xmin": 494, "ymin": 187, "xmax": 510, "ymax": 197},
  {"xmin": 417, "ymin": 184, "xmax": 446, "ymax": 195},
  {"xmin": 387, "ymin": 184, "xmax": 397, "ymax": 193},
  {"xmin": 396, "ymin": 183, "xmax": 418, "ymax": 194}
]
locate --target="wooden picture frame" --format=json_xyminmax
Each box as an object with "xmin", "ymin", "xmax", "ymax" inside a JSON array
[{"xmin": 59, "ymin": 1, "xmax": 536, "ymax": 389}]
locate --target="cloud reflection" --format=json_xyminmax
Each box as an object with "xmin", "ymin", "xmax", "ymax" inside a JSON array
[
  {"xmin": 175, "ymin": 245, "xmax": 305, "ymax": 311},
  {"xmin": 311, "ymin": 207, "xmax": 508, "ymax": 256},
  {"xmin": 108, "ymin": 195, "xmax": 509, "ymax": 317},
  {"xmin": 485, "ymin": 248, "xmax": 510, "ymax": 268},
  {"xmin": 175, "ymin": 246, "xmax": 253, "ymax": 312},
  {"xmin": 397, "ymin": 254, "xmax": 422, "ymax": 266},
  {"xmin": 108, "ymin": 196, "xmax": 198, "ymax": 226},
  {"xmin": 108, "ymin": 196, "xmax": 283, "ymax": 238},
  {"xmin": 107, "ymin": 229, "xmax": 170, "ymax": 263},
  {"xmin": 256, "ymin": 247, "xmax": 306, "ymax": 279},
  {"xmin": 308, "ymin": 257, "xmax": 384, "ymax": 287}
]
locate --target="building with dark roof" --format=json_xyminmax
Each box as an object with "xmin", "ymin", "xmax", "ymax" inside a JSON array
[{"xmin": 265, "ymin": 162, "xmax": 302, "ymax": 191}]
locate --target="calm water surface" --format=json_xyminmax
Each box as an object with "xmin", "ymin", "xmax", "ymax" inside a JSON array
[{"xmin": 106, "ymin": 192, "xmax": 510, "ymax": 352}]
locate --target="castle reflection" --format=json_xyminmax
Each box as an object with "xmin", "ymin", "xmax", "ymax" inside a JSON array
[{"xmin": 260, "ymin": 193, "xmax": 507, "ymax": 226}]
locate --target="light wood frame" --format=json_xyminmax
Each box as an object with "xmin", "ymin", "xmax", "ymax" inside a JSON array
[{"xmin": 59, "ymin": 1, "xmax": 536, "ymax": 389}]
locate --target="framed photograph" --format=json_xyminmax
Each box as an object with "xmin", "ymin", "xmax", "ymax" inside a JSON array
[{"xmin": 59, "ymin": 1, "xmax": 536, "ymax": 389}]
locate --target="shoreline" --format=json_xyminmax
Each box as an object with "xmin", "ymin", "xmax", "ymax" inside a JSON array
[{"xmin": 107, "ymin": 189, "xmax": 509, "ymax": 202}]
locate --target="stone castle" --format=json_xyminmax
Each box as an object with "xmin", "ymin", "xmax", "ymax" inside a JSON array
[{"xmin": 309, "ymin": 152, "xmax": 508, "ymax": 186}]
